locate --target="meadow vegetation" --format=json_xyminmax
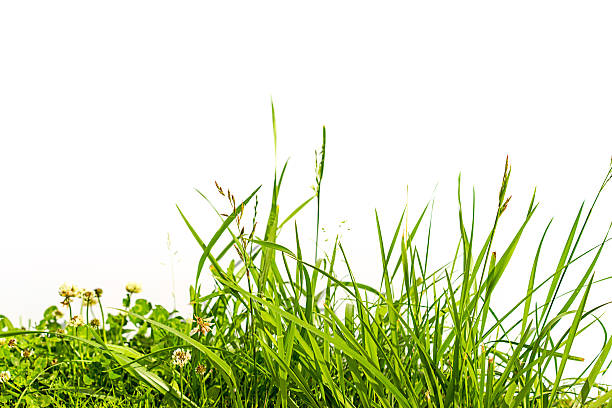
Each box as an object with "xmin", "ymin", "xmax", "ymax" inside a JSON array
[{"xmin": 2, "ymin": 108, "xmax": 612, "ymax": 407}]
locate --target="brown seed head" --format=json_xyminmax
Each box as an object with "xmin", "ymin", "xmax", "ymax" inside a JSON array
[
  {"xmin": 215, "ymin": 181, "xmax": 225, "ymax": 196},
  {"xmin": 190, "ymin": 316, "xmax": 214, "ymax": 336}
]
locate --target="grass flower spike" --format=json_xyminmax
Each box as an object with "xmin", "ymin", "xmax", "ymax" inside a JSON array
[{"xmin": 171, "ymin": 348, "xmax": 191, "ymax": 368}]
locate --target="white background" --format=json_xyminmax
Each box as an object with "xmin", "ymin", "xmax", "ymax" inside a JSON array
[{"xmin": 1, "ymin": 1, "xmax": 611, "ymax": 380}]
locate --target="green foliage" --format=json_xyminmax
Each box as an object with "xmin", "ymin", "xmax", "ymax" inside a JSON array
[{"xmin": 1, "ymin": 113, "xmax": 612, "ymax": 407}]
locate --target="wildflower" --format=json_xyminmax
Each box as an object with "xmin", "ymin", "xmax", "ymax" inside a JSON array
[
  {"xmin": 58, "ymin": 283, "xmax": 81, "ymax": 298},
  {"xmin": 90, "ymin": 318, "xmax": 101, "ymax": 329},
  {"xmin": 52, "ymin": 309, "xmax": 64, "ymax": 319},
  {"xmin": 94, "ymin": 288, "xmax": 103, "ymax": 297},
  {"xmin": 190, "ymin": 316, "xmax": 214, "ymax": 336},
  {"xmin": 7, "ymin": 338, "xmax": 17, "ymax": 348},
  {"xmin": 125, "ymin": 282, "xmax": 142, "ymax": 294},
  {"xmin": 60, "ymin": 298, "xmax": 73, "ymax": 308},
  {"xmin": 81, "ymin": 290, "xmax": 98, "ymax": 306},
  {"xmin": 21, "ymin": 348, "xmax": 34, "ymax": 359},
  {"xmin": 195, "ymin": 364, "xmax": 207, "ymax": 375},
  {"xmin": 0, "ymin": 371, "xmax": 10, "ymax": 384},
  {"xmin": 67, "ymin": 315, "xmax": 85, "ymax": 328},
  {"xmin": 171, "ymin": 348, "xmax": 191, "ymax": 368}
]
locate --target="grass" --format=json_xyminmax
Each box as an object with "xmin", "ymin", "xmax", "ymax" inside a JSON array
[{"xmin": 1, "ymin": 106, "xmax": 612, "ymax": 407}]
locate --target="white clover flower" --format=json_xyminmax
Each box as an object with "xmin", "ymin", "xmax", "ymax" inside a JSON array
[
  {"xmin": 125, "ymin": 282, "xmax": 142, "ymax": 294},
  {"xmin": 59, "ymin": 283, "xmax": 81, "ymax": 298},
  {"xmin": 81, "ymin": 290, "xmax": 98, "ymax": 306},
  {"xmin": 67, "ymin": 315, "xmax": 85, "ymax": 328},
  {"xmin": 171, "ymin": 348, "xmax": 191, "ymax": 368},
  {"xmin": 0, "ymin": 371, "xmax": 10, "ymax": 383}
]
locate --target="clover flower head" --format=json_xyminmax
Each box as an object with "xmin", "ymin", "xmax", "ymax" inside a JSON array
[
  {"xmin": 67, "ymin": 315, "xmax": 85, "ymax": 328},
  {"xmin": 94, "ymin": 288, "xmax": 103, "ymax": 297},
  {"xmin": 0, "ymin": 371, "xmax": 10, "ymax": 384},
  {"xmin": 81, "ymin": 290, "xmax": 98, "ymax": 306},
  {"xmin": 171, "ymin": 348, "xmax": 191, "ymax": 368},
  {"xmin": 59, "ymin": 283, "xmax": 81, "ymax": 298},
  {"xmin": 195, "ymin": 364, "xmax": 207, "ymax": 375},
  {"xmin": 21, "ymin": 348, "xmax": 34, "ymax": 359},
  {"xmin": 7, "ymin": 338, "xmax": 17, "ymax": 348},
  {"xmin": 90, "ymin": 318, "xmax": 101, "ymax": 329},
  {"xmin": 190, "ymin": 316, "xmax": 214, "ymax": 336},
  {"xmin": 60, "ymin": 298, "xmax": 73, "ymax": 308},
  {"xmin": 125, "ymin": 282, "xmax": 142, "ymax": 294}
]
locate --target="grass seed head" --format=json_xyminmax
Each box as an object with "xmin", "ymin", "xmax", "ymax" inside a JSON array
[{"xmin": 214, "ymin": 181, "xmax": 224, "ymax": 196}]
